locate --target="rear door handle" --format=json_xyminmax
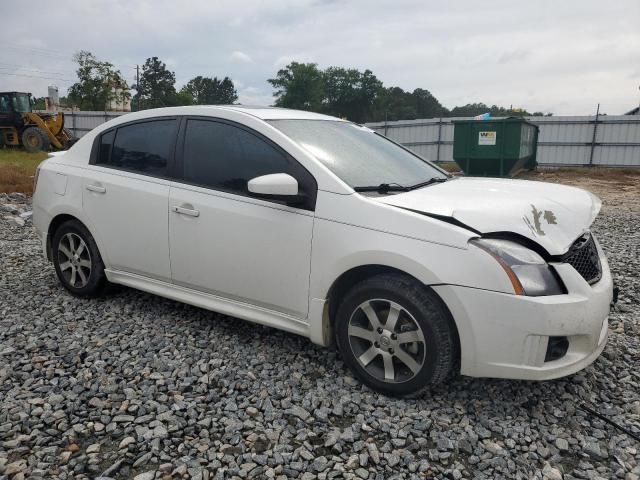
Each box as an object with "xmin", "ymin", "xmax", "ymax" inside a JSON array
[
  {"xmin": 86, "ymin": 184, "xmax": 106, "ymax": 194},
  {"xmin": 172, "ymin": 205, "xmax": 200, "ymax": 217}
]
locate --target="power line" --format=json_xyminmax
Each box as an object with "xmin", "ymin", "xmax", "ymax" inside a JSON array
[
  {"xmin": 0, "ymin": 71, "xmax": 74, "ymax": 82},
  {"xmin": 0, "ymin": 64, "xmax": 71, "ymax": 76},
  {"xmin": 0, "ymin": 42, "xmax": 73, "ymax": 61},
  {"xmin": 0, "ymin": 42, "xmax": 66, "ymax": 55},
  {"xmin": 0, "ymin": 43, "xmax": 137, "ymax": 72}
]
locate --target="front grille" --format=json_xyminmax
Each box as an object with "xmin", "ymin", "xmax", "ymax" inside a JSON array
[{"xmin": 563, "ymin": 233, "xmax": 602, "ymax": 284}]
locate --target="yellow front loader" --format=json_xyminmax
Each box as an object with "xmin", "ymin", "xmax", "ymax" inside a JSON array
[{"xmin": 0, "ymin": 92, "xmax": 76, "ymax": 152}]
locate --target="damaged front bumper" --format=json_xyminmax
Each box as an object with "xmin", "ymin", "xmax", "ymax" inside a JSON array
[{"xmin": 433, "ymin": 239, "xmax": 613, "ymax": 381}]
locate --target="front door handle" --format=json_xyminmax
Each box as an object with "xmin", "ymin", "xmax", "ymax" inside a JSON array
[
  {"xmin": 86, "ymin": 184, "xmax": 106, "ymax": 194},
  {"xmin": 172, "ymin": 205, "xmax": 200, "ymax": 217}
]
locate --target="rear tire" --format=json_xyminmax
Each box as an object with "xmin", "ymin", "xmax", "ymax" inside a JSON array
[
  {"xmin": 21, "ymin": 127, "xmax": 50, "ymax": 152},
  {"xmin": 52, "ymin": 220, "xmax": 106, "ymax": 297},
  {"xmin": 335, "ymin": 273, "xmax": 457, "ymax": 396}
]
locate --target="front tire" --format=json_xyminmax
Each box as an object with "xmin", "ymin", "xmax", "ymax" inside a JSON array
[
  {"xmin": 52, "ymin": 220, "xmax": 106, "ymax": 297},
  {"xmin": 335, "ymin": 274, "xmax": 457, "ymax": 396}
]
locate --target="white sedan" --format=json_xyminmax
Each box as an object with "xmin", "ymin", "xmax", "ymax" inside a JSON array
[{"xmin": 32, "ymin": 106, "xmax": 613, "ymax": 396}]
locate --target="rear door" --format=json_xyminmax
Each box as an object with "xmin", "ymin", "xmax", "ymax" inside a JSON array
[
  {"xmin": 168, "ymin": 117, "xmax": 316, "ymax": 318},
  {"xmin": 83, "ymin": 118, "xmax": 178, "ymax": 282}
]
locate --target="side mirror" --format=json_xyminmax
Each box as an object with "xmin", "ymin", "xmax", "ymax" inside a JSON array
[
  {"xmin": 248, "ymin": 173, "xmax": 298, "ymax": 196},
  {"xmin": 248, "ymin": 173, "xmax": 307, "ymax": 207}
]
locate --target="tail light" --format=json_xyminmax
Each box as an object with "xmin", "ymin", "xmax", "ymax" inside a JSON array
[{"xmin": 33, "ymin": 164, "xmax": 42, "ymax": 194}]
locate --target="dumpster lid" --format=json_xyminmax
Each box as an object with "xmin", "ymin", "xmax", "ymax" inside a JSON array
[{"xmin": 452, "ymin": 116, "xmax": 539, "ymax": 128}]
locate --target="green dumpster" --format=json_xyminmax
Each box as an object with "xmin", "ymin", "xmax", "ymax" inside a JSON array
[{"xmin": 452, "ymin": 117, "xmax": 539, "ymax": 177}]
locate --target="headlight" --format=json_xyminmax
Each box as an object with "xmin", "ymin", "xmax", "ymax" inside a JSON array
[{"xmin": 471, "ymin": 238, "xmax": 565, "ymax": 296}]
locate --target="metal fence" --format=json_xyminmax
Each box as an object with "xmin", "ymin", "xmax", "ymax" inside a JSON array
[
  {"xmin": 366, "ymin": 115, "xmax": 640, "ymax": 167},
  {"xmin": 51, "ymin": 110, "xmax": 640, "ymax": 167},
  {"xmin": 52, "ymin": 110, "xmax": 127, "ymax": 138}
]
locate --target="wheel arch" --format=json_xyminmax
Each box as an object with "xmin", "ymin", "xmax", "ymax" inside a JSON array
[
  {"xmin": 321, "ymin": 264, "xmax": 461, "ymax": 373},
  {"xmin": 46, "ymin": 214, "xmax": 102, "ymax": 263}
]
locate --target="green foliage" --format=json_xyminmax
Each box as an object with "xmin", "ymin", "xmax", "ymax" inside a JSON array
[
  {"xmin": 180, "ymin": 76, "xmax": 238, "ymax": 105},
  {"xmin": 175, "ymin": 90, "xmax": 195, "ymax": 106},
  {"xmin": 67, "ymin": 51, "xmax": 130, "ymax": 111},
  {"xmin": 133, "ymin": 57, "xmax": 178, "ymax": 109},
  {"xmin": 268, "ymin": 62, "xmax": 325, "ymax": 111},
  {"xmin": 268, "ymin": 61, "xmax": 551, "ymax": 122},
  {"xmin": 372, "ymin": 87, "xmax": 448, "ymax": 121},
  {"xmin": 449, "ymin": 103, "xmax": 533, "ymax": 117},
  {"xmin": 32, "ymin": 97, "xmax": 46, "ymax": 110},
  {"xmin": 268, "ymin": 62, "xmax": 383, "ymax": 122},
  {"xmin": 323, "ymin": 67, "xmax": 383, "ymax": 123}
]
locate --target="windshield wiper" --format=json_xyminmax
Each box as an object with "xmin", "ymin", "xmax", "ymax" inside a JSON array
[
  {"xmin": 354, "ymin": 183, "xmax": 409, "ymax": 194},
  {"xmin": 407, "ymin": 177, "xmax": 448, "ymax": 190}
]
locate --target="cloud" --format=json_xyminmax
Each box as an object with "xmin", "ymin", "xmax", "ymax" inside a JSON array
[
  {"xmin": 2, "ymin": 0, "xmax": 639, "ymax": 115},
  {"xmin": 498, "ymin": 49, "xmax": 531, "ymax": 65},
  {"xmin": 229, "ymin": 51, "xmax": 253, "ymax": 64},
  {"xmin": 237, "ymin": 86, "xmax": 273, "ymax": 106}
]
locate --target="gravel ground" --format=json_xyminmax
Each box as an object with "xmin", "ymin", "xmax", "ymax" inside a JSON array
[{"xmin": 0, "ymin": 180, "xmax": 639, "ymax": 480}]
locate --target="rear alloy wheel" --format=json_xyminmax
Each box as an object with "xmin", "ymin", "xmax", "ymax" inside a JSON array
[
  {"xmin": 336, "ymin": 274, "xmax": 457, "ymax": 396},
  {"xmin": 21, "ymin": 127, "xmax": 50, "ymax": 152},
  {"xmin": 52, "ymin": 220, "xmax": 106, "ymax": 297},
  {"xmin": 57, "ymin": 233, "xmax": 92, "ymax": 288}
]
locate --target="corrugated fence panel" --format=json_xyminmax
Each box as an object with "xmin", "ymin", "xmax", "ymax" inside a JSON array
[
  {"xmin": 44, "ymin": 111, "xmax": 640, "ymax": 166},
  {"xmin": 63, "ymin": 111, "xmax": 126, "ymax": 137},
  {"xmin": 367, "ymin": 115, "xmax": 640, "ymax": 167},
  {"xmin": 37, "ymin": 110, "xmax": 128, "ymax": 138}
]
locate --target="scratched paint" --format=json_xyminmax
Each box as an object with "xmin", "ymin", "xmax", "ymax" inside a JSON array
[{"xmin": 523, "ymin": 205, "xmax": 558, "ymax": 236}]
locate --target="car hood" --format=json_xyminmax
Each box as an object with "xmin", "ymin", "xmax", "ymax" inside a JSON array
[{"xmin": 374, "ymin": 177, "xmax": 601, "ymax": 255}]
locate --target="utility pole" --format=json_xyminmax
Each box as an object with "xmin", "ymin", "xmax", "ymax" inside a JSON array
[
  {"xmin": 588, "ymin": 103, "xmax": 600, "ymax": 166},
  {"xmin": 136, "ymin": 64, "xmax": 140, "ymax": 111}
]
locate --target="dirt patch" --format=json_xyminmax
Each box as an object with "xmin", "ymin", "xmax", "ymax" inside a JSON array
[
  {"xmin": 0, "ymin": 148, "xmax": 47, "ymax": 195},
  {"xmin": 519, "ymin": 168, "xmax": 640, "ymax": 213},
  {"xmin": 0, "ymin": 164, "xmax": 34, "ymax": 194}
]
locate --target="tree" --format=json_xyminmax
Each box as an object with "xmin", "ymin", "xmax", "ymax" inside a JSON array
[
  {"xmin": 174, "ymin": 89, "xmax": 195, "ymax": 106},
  {"xmin": 180, "ymin": 76, "xmax": 238, "ymax": 105},
  {"xmin": 268, "ymin": 62, "xmax": 325, "ymax": 111},
  {"xmin": 371, "ymin": 87, "xmax": 448, "ymax": 122},
  {"xmin": 449, "ymin": 103, "xmax": 533, "ymax": 117},
  {"xmin": 323, "ymin": 67, "xmax": 383, "ymax": 123},
  {"xmin": 412, "ymin": 88, "xmax": 447, "ymax": 118},
  {"xmin": 67, "ymin": 51, "xmax": 130, "ymax": 111},
  {"xmin": 32, "ymin": 97, "xmax": 46, "ymax": 110},
  {"xmin": 133, "ymin": 57, "xmax": 177, "ymax": 109},
  {"xmin": 266, "ymin": 61, "xmax": 547, "ymax": 122}
]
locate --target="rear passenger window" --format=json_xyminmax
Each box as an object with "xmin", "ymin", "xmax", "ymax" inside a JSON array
[
  {"xmin": 183, "ymin": 119, "xmax": 291, "ymax": 194},
  {"xmin": 98, "ymin": 119, "xmax": 177, "ymax": 176}
]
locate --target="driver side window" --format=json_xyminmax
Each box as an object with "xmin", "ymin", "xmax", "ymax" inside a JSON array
[{"xmin": 182, "ymin": 119, "xmax": 292, "ymax": 194}]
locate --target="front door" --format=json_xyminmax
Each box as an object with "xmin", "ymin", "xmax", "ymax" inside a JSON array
[{"xmin": 168, "ymin": 118, "xmax": 316, "ymax": 318}]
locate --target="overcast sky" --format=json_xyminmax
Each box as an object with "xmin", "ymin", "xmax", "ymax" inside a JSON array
[{"xmin": 2, "ymin": 0, "xmax": 639, "ymax": 115}]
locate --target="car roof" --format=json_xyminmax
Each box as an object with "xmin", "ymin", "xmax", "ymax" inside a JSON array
[
  {"xmin": 128, "ymin": 105, "xmax": 344, "ymax": 122},
  {"xmin": 196, "ymin": 105, "xmax": 342, "ymax": 121}
]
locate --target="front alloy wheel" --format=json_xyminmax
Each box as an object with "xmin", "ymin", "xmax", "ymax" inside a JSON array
[
  {"xmin": 348, "ymin": 299, "xmax": 426, "ymax": 383},
  {"xmin": 336, "ymin": 274, "xmax": 457, "ymax": 396}
]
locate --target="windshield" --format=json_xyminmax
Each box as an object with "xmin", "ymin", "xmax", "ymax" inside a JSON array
[
  {"xmin": 268, "ymin": 120, "xmax": 447, "ymax": 189},
  {"xmin": 12, "ymin": 94, "xmax": 31, "ymax": 113}
]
